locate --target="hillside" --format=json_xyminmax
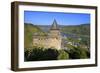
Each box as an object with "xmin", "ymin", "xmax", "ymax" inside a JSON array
[
  {"xmin": 61, "ymin": 24, "xmax": 90, "ymax": 36},
  {"xmin": 24, "ymin": 23, "xmax": 45, "ymax": 49}
]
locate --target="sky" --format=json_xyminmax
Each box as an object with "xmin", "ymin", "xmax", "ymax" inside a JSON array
[{"xmin": 24, "ymin": 11, "xmax": 90, "ymax": 25}]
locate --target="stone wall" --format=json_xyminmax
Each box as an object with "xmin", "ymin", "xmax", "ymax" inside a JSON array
[{"xmin": 33, "ymin": 36, "xmax": 62, "ymax": 50}]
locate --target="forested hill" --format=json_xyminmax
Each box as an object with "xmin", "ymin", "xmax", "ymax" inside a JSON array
[{"xmin": 61, "ymin": 24, "xmax": 90, "ymax": 36}]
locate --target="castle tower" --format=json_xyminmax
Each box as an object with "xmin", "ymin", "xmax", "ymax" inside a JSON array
[
  {"xmin": 48, "ymin": 19, "xmax": 62, "ymax": 49},
  {"xmin": 49, "ymin": 19, "xmax": 61, "ymax": 36}
]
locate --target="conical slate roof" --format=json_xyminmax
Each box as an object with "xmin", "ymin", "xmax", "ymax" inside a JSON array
[{"xmin": 50, "ymin": 19, "xmax": 59, "ymax": 30}]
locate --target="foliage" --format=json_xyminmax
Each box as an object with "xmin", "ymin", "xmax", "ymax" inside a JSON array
[
  {"xmin": 66, "ymin": 46, "xmax": 89, "ymax": 59},
  {"xmin": 24, "ymin": 46, "xmax": 90, "ymax": 61},
  {"xmin": 79, "ymin": 36, "xmax": 90, "ymax": 47},
  {"xmin": 24, "ymin": 47, "xmax": 59, "ymax": 61},
  {"xmin": 57, "ymin": 50, "xmax": 69, "ymax": 60}
]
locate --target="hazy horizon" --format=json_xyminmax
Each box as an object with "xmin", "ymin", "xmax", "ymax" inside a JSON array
[{"xmin": 24, "ymin": 22, "xmax": 90, "ymax": 26}]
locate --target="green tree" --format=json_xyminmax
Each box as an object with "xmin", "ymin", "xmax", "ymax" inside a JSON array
[{"xmin": 68, "ymin": 46, "xmax": 89, "ymax": 59}]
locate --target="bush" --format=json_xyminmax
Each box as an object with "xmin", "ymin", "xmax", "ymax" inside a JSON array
[
  {"xmin": 43, "ymin": 48, "xmax": 59, "ymax": 60},
  {"xmin": 25, "ymin": 47, "xmax": 44, "ymax": 61},
  {"xmin": 24, "ymin": 47, "xmax": 59, "ymax": 61},
  {"xmin": 68, "ymin": 46, "xmax": 89, "ymax": 59},
  {"xmin": 57, "ymin": 50, "xmax": 69, "ymax": 60}
]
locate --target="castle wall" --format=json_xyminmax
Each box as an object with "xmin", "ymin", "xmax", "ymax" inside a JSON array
[
  {"xmin": 47, "ymin": 37, "xmax": 61, "ymax": 49},
  {"xmin": 33, "ymin": 36, "xmax": 62, "ymax": 50}
]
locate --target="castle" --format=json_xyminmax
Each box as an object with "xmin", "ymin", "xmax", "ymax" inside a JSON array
[{"xmin": 32, "ymin": 20, "xmax": 62, "ymax": 50}]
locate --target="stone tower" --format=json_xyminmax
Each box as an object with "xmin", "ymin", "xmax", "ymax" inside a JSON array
[
  {"xmin": 48, "ymin": 19, "xmax": 62, "ymax": 49},
  {"xmin": 49, "ymin": 19, "xmax": 61, "ymax": 36}
]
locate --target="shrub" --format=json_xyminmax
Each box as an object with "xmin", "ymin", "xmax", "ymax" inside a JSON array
[
  {"xmin": 68, "ymin": 46, "xmax": 89, "ymax": 59},
  {"xmin": 42, "ymin": 48, "xmax": 59, "ymax": 60},
  {"xmin": 57, "ymin": 50, "xmax": 69, "ymax": 60}
]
